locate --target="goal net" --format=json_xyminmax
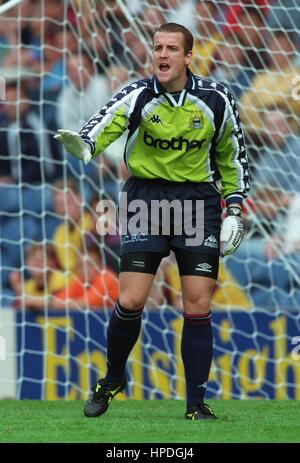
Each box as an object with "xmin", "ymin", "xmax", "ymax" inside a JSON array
[{"xmin": 0, "ymin": 0, "xmax": 300, "ymax": 401}]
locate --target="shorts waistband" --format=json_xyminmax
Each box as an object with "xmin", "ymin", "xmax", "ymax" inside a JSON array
[{"xmin": 130, "ymin": 177, "xmax": 215, "ymax": 187}]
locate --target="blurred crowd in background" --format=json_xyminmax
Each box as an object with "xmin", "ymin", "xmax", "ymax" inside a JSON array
[{"xmin": 0, "ymin": 0, "xmax": 300, "ymax": 312}]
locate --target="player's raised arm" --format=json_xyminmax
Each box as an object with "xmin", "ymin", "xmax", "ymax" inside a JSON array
[
  {"xmin": 54, "ymin": 129, "xmax": 93, "ymax": 165},
  {"xmin": 54, "ymin": 81, "xmax": 147, "ymax": 164}
]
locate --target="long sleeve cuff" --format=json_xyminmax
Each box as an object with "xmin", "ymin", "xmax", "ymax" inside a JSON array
[
  {"xmin": 225, "ymin": 193, "xmax": 243, "ymax": 207},
  {"xmin": 81, "ymin": 137, "xmax": 95, "ymax": 155}
]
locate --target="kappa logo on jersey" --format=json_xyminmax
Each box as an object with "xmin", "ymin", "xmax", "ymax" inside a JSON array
[
  {"xmin": 143, "ymin": 131, "xmax": 206, "ymax": 152},
  {"xmin": 195, "ymin": 263, "xmax": 212, "ymax": 272},
  {"xmin": 147, "ymin": 114, "xmax": 163, "ymax": 124},
  {"xmin": 204, "ymin": 235, "xmax": 218, "ymax": 248}
]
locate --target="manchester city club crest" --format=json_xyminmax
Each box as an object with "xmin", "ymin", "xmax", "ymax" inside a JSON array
[{"xmin": 189, "ymin": 110, "xmax": 204, "ymax": 129}]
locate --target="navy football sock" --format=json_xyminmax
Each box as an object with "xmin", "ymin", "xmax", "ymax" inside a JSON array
[
  {"xmin": 181, "ymin": 311, "xmax": 213, "ymax": 410},
  {"xmin": 105, "ymin": 300, "xmax": 143, "ymax": 384}
]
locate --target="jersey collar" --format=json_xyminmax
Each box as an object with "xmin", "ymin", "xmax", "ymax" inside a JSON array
[{"xmin": 150, "ymin": 69, "xmax": 196, "ymax": 95}]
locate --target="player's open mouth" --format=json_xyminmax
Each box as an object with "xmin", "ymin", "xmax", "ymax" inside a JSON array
[{"xmin": 159, "ymin": 64, "xmax": 170, "ymax": 72}]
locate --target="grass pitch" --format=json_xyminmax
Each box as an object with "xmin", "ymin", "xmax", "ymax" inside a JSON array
[{"xmin": 0, "ymin": 400, "xmax": 299, "ymax": 443}]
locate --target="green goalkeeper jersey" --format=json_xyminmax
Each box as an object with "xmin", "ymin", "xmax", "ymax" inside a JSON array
[{"xmin": 80, "ymin": 70, "xmax": 249, "ymax": 205}]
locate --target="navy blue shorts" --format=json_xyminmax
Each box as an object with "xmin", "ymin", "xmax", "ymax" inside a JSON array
[{"xmin": 119, "ymin": 177, "xmax": 222, "ymax": 257}]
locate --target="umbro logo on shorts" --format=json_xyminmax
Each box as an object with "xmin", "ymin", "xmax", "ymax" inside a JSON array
[
  {"xmin": 146, "ymin": 114, "xmax": 163, "ymax": 124},
  {"xmin": 132, "ymin": 260, "xmax": 146, "ymax": 268},
  {"xmin": 195, "ymin": 263, "xmax": 212, "ymax": 272}
]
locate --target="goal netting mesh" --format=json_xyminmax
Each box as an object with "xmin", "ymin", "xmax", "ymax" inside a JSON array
[{"xmin": 0, "ymin": 0, "xmax": 300, "ymax": 401}]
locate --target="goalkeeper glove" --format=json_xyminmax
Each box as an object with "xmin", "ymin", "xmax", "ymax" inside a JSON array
[
  {"xmin": 220, "ymin": 205, "xmax": 244, "ymax": 257},
  {"xmin": 54, "ymin": 129, "xmax": 92, "ymax": 165}
]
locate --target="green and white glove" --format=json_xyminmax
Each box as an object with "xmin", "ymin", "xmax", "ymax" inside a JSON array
[
  {"xmin": 54, "ymin": 129, "xmax": 92, "ymax": 165},
  {"xmin": 220, "ymin": 205, "xmax": 244, "ymax": 257}
]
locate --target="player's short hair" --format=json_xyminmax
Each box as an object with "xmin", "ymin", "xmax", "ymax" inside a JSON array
[{"xmin": 153, "ymin": 23, "xmax": 194, "ymax": 54}]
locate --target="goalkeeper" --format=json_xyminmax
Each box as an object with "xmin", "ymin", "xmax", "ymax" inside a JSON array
[{"xmin": 55, "ymin": 23, "xmax": 249, "ymax": 420}]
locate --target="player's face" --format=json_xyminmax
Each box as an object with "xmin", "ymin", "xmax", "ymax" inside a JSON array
[{"xmin": 153, "ymin": 32, "xmax": 192, "ymax": 92}]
